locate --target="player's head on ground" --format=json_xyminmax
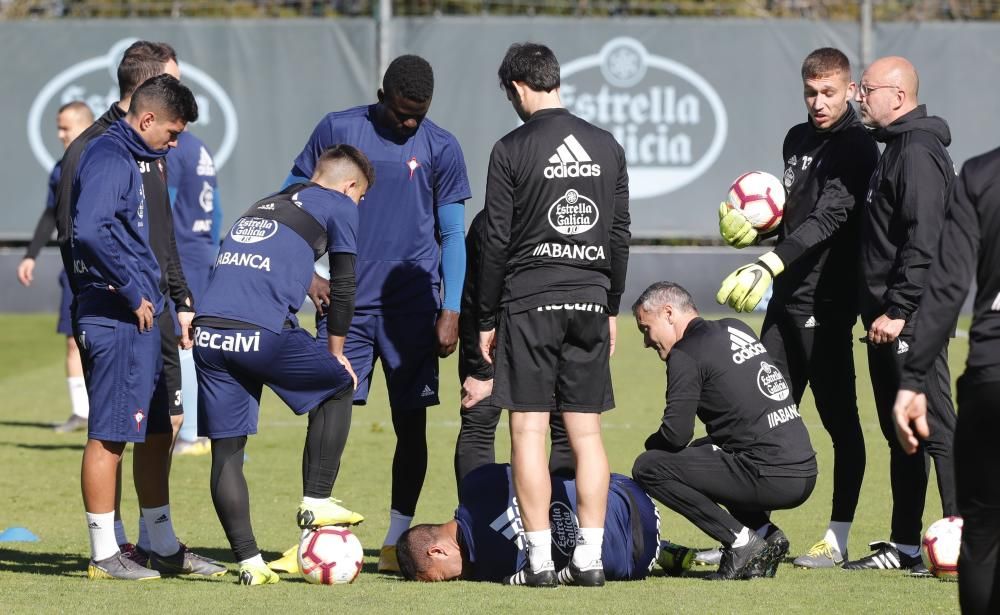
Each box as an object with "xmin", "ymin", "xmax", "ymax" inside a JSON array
[
  {"xmin": 396, "ymin": 522, "xmax": 466, "ymax": 582},
  {"xmin": 800, "ymin": 47, "xmax": 856, "ymax": 131},
  {"xmin": 56, "ymin": 101, "xmax": 94, "ymax": 149},
  {"xmin": 376, "ymin": 54, "xmax": 434, "ymax": 140},
  {"xmin": 117, "ymin": 41, "xmax": 179, "ymax": 102},
  {"xmin": 856, "ymin": 55, "xmax": 919, "ymax": 129},
  {"xmin": 497, "ymin": 42, "xmax": 561, "ymax": 122},
  {"xmin": 127, "ymin": 74, "xmax": 198, "ymax": 151},
  {"xmin": 632, "ymin": 281, "xmax": 699, "ymax": 361},
  {"xmin": 311, "ymin": 144, "xmax": 375, "ymax": 205}
]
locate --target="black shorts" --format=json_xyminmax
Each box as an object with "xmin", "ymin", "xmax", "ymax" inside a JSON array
[
  {"xmin": 159, "ymin": 310, "xmax": 184, "ymax": 417},
  {"xmin": 492, "ymin": 303, "xmax": 614, "ymax": 413}
]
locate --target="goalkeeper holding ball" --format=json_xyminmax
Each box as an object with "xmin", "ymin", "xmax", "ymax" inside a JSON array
[{"xmin": 716, "ymin": 48, "xmax": 878, "ymax": 568}]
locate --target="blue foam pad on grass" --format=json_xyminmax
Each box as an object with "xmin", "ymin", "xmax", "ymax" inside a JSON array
[{"xmin": 0, "ymin": 527, "xmax": 40, "ymax": 542}]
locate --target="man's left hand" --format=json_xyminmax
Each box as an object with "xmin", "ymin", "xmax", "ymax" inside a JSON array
[
  {"xmin": 868, "ymin": 314, "xmax": 905, "ymax": 345},
  {"xmin": 436, "ymin": 309, "xmax": 459, "ymax": 358},
  {"xmin": 716, "ymin": 252, "xmax": 784, "ymax": 313},
  {"xmin": 893, "ymin": 388, "xmax": 929, "ymax": 455},
  {"xmin": 609, "ymin": 316, "xmax": 617, "ymax": 357},
  {"xmin": 177, "ymin": 310, "xmax": 195, "ymax": 350},
  {"xmin": 461, "ymin": 376, "xmax": 493, "ymax": 409}
]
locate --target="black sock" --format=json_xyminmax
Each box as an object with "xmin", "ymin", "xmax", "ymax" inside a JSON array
[
  {"xmin": 390, "ymin": 406, "xmax": 427, "ymax": 516},
  {"xmin": 302, "ymin": 390, "xmax": 353, "ymax": 498},
  {"xmin": 210, "ymin": 436, "xmax": 259, "ymax": 562}
]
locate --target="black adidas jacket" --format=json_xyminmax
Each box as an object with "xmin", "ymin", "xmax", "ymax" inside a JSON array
[
  {"xmin": 902, "ymin": 146, "xmax": 1000, "ymax": 390},
  {"xmin": 459, "ymin": 210, "xmax": 493, "ymax": 382},
  {"xmin": 860, "ymin": 105, "xmax": 954, "ymax": 329},
  {"xmin": 771, "ymin": 105, "xmax": 879, "ymax": 320},
  {"xmin": 477, "ymin": 108, "xmax": 630, "ymax": 329},
  {"xmin": 646, "ymin": 317, "xmax": 817, "ymax": 476},
  {"xmin": 55, "ymin": 104, "xmax": 192, "ymax": 310}
]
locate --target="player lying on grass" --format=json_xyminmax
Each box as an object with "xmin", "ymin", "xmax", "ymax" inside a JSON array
[
  {"xmin": 631, "ymin": 282, "xmax": 817, "ymax": 580},
  {"xmin": 395, "ymin": 463, "xmax": 693, "ymax": 584}
]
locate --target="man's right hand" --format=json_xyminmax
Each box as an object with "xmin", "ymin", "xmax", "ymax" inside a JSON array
[
  {"xmin": 134, "ymin": 298, "xmax": 154, "ymax": 332},
  {"xmin": 333, "ymin": 353, "xmax": 358, "ymax": 391},
  {"xmin": 16, "ymin": 258, "xmax": 35, "ymax": 287},
  {"xmin": 308, "ymin": 272, "xmax": 330, "ymax": 312},
  {"xmin": 719, "ymin": 202, "xmax": 757, "ymax": 248}
]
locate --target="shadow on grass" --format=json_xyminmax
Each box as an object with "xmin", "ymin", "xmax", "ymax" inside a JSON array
[
  {"xmin": 0, "ymin": 548, "xmax": 88, "ymax": 576},
  {"xmin": 0, "ymin": 420, "xmax": 59, "ymax": 430},
  {"xmin": 2, "ymin": 442, "xmax": 84, "ymax": 452}
]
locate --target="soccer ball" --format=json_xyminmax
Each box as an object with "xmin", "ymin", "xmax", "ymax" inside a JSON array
[
  {"xmin": 725, "ymin": 171, "xmax": 786, "ymax": 233},
  {"xmin": 298, "ymin": 527, "xmax": 364, "ymax": 585},
  {"xmin": 921, "ymin": 516, "xmax": 963, "ymax": 578}
]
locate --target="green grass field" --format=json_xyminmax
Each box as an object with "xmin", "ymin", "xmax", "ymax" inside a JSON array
[{"xmin": 0, "ymin": 313, "xmax": 962, "ymax": 613}]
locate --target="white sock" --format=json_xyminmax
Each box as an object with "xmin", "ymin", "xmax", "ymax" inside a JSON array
[
  {"xmin": 382, "ymin": 509, "xmax": 413, "ymax": 547},
  {"xmin": 86, "ymin": 511, "xmax": 119, "ymax": 561},
  {"xmin": 140, "ymin": 505, "xmax": 180, "ymax": 556},
  {"xmin": 824, "ymin": 521, "xmax": 851, "ymax": 554},
  {"xmin": 731, "ymin": 526, "xmax": 751, "ymax": 548},
  {"xmin": 302, "ymin": 496, "xmax": 328, "ymax": 507},
  {"xmin": 137, "ymin": 516, "xmax": 150, "ymax": 552},
  {"xmin": 68, "ymin": 377, "xmax": 89, "ymax": 419},
  {"xmin": 114, "ymin": 518, "xmax": 128, "ymax": 546},
  {"xmin": 239, "ymin": 554, "xmax": 265, "ymax": 568},
  {"xmin": 895, "ymin": 542, "xmax": 920, "ymax": 557},
  {"xmin": 572, "ymin": 527, "xmax": 604, "ymax": 567},
  {"xmin": 755, "ymin": 523, "xmax": 772, "ymax": 538},
  {"xmin": 525, "ymin": 529, "xmax": 553, "ymax": 572}
]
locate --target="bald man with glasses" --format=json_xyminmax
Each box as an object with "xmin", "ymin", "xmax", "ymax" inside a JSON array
[{"xmin": 847, "ymin": 56, "xmax": 958, "ymax": 573}]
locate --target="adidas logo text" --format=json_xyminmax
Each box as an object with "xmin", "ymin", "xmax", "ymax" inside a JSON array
[
  {"xmin": 544, "ymin": 135, "xmax": 601, "ymax": 179},
  {"xmin": 729, "ymin": 326, "xmax": 766, "ymax": 365},
  {"xmin": 897, "ymin": 340, "xmax": 909, "ymax": 355},
  {"xmin": 258, "ymin": 203, "xmax": 275, "ymax": 210}
]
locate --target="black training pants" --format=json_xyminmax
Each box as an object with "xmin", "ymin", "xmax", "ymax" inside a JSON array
[
  {"xmin": 761, "ymin": 311, "xmax": 865, "ymax": 523},
  {"xmin": 453, "ymin": 399, "xmax": 574, "ymax": 492},
  {"xmin": 955, "ymin": 376, "xmax": 1000, "ymax": 615},
  {"xmin": 867, "ymin": 334, "xmax": 958, "ymax": 546},
  {"xmin": 633, "ymin": 444, "xmax": 815, "ymax": 545}
]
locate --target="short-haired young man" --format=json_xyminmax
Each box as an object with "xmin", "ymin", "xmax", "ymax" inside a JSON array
[
  {"xmin": 716, "ymin": 47, "xmax": 879, "ymax": 568},
  {"xmin": 477, "ymin": 43, "xmax": 630, "ymax": 587},
  {"xmin": 17, "ymin": 101, "xmax": 94, "ymax": 433},
  {"xmin": 194, "ymin": 145, "xmax": 373, "ymax": 585},
  {"xmin": 631, "ymin": 282, "xmax": 817, "ymax": 580},
  {"xmin": 71, "ymin": 74, "xmax": 215, "ymax": 581},
  {"xmin": 274, "ymin": 54, "xmax": 471, "ymax": 574}
]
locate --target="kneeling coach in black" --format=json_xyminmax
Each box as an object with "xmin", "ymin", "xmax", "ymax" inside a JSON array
[
  {"xmin": 631, "ymin": 282, "xmax": 817, "ymax": 580},
  {"xmin": 193, "ymin": 145, "xmax": 373, "ymax": 586}
]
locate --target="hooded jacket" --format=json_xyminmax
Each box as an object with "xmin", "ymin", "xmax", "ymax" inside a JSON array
[
  {"xmin": 859, "ymin": 105, "xmax": 954, "ymax": 328},
  {"xmin": 70, "ymin": 119, "xmax": 166, "ymax": 318}
]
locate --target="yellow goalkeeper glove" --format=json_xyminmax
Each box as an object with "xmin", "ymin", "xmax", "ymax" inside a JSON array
[
  {"xmin": 716, "ymin": 252, "xmax": 784, "ymax": 312},
  {"xmin": 718, "ymin": 202, "xmax": 758, "ymax": 249}
]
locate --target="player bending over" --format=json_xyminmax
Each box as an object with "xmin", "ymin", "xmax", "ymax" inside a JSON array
[
  {"xmin": 396, "ymin": 463, "xmax": 668, "ymax": 584},
  {"xmin": 193, "ymin": 145, "xmax": 372, "ymax": 585}
]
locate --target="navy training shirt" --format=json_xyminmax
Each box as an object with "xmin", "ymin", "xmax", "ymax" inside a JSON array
[
  {"xmin": 197, "ymin": 184, "xmax": 358, "ymax": 333},
  {"xmin": 70, "ymin": 119, "xmax": 166, "ymax": 318},
  {"xmin": 47, "ymin": 163, "xmax": 61, "ymax": 210},
  {"xmin": 167, "ymin": 131, "xmax": 220, "ymax": 302},
  {"xmin": 455, "ymin": 464, "xmax": 641, "ymax": 582},
  {"xmin": 291, "ymin": 104, "xmax": 471, "ymax": 314}
]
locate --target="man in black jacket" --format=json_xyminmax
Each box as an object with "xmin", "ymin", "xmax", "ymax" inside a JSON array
[
  {"xmin": 716, "ymin": 48, "xmax": 878, "ymax": 568},
  {"xmin": 632, "ymin": 282, "xmax": 817, "ymax": 581},
  {"xmin": 845, "ymin": 55, "xmax": 958, "ymax": 572},
  {"xmin": 894, "ymin": 145, "xmax": 1000, "ymax": 614},
  {"xmin": 477, "ymin": 43, "xmax": 630, "ymax": 587}
]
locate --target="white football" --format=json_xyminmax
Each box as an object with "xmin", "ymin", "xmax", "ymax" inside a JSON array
[
  {"xmin": 298, "ymin": 527, "xmax": 364, "ymax": 585},
  {"xmin": 921, "ymin": 516, "xmax": 962, "ymax": 579},
  {"xmin": 726, "ymin": 171, "xmax": 786, "ymax": 232}
]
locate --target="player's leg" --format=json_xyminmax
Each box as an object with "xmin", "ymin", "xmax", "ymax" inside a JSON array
[
  {"xmin": 561, "ymin": 411, "xmax": 609, "ymax": 578},
  {"xmin": 955, "ymin": 377, "xmax": 1000, "ymax": 615},
  {"xmin": 548, "ymin": 410, "xmax": 575, "ymax": 477},
  {"xmin": 921, "ymin": 347, "xmax": 958, "ymax": 517},
  {"xmin": 796, "ymin": 320, "xmax": 864, "ymax": 567},
  {"xmin": 55, "ymin": 271, "xmax": 89, "ymax": 432},
  {"xmin": 375, "ymin": 312, "xmax": 438, "ymax": 571},
  {"xmin": 77, "ymin": 316, "xmax": 160, "ymax": 580},
  {"xmin": 174, "ymin": 346, "xmax": 209, "ymax": 455},
  {"xmin": 454, "ymin": 400, "xmax": 502, "ymax": 489},
  {"xmin": 844, "ymin": 341, "xmax": 925, "ymax": 570},
  {"xmin": 510, "ymin": 410, "xmax": 556, "ymax": 582},
  {"xmin": 632, "ymin": 445, "xmax": 777, "ymax": 580}
]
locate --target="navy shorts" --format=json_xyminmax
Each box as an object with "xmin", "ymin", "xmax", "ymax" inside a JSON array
[
  {"xmin": 194, "ymin": 325, "xmax": 353, "ymax": 439},
  {"xmin": 76, "ymin": 316, "xmax": 169, "ymax": 443},
  {"xmin": 316, "ymin": 312, "xmax": 439, "ymax": 409},
  {"xmin": 57, "ymin": 270, "xmax": 73, "ymax": 336}
]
